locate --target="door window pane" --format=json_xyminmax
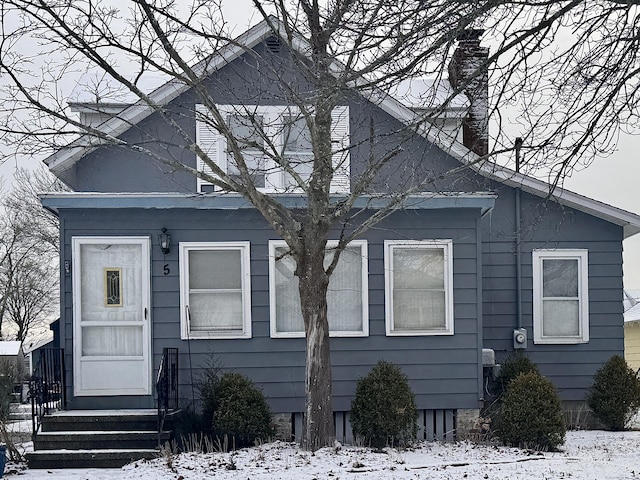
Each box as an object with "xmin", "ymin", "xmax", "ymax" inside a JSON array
[{"xmin": 82, "ymin": 326, "xmax": 143, "ymax": 356}]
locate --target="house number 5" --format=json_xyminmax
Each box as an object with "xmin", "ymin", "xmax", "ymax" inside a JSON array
[{"xmin": 163, "ymin": 264, "xmax": 170, "ymax": 276}]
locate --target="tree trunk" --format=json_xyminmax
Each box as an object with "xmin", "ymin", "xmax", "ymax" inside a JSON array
[{"xmin": 297, "ymin": 241, "xmax": 335, "ymax": 451}]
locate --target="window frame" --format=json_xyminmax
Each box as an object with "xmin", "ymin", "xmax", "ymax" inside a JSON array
[
  {"xmin": 384, "ymin": 239, "xmax": 454, "ymax": 336},
  {"xmin": 532, "ymin": 249, "xmax": 589, "ymax": 344},
  {"xmin": 179, "ymin": 241, "xmax": 252, "ymax": 340},
  {"xmin": 195, "ymin": 104, "xmax": 350, "ymax": 194},
  {"xmin": 268, "ymin": 239, "xmax": 369, "ymax": 338}
]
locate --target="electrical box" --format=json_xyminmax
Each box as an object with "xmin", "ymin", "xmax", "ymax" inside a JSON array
[{"xmin": 513, "ymin": 328, "xmax": 527, "ymax": 349}]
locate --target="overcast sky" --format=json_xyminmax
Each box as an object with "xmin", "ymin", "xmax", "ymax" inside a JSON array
[{"xmin": 563, "ymin": 133, "xmax": 640, "ymax": 289}]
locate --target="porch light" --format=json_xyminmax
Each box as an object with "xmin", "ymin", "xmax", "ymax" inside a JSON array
[{"xmin": 159, "ymin": 228, "xmax": 171, "ymax": 255}]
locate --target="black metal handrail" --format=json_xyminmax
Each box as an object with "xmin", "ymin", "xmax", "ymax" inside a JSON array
[
  {"xmin": 157, "ymin": 347, "xmax": 179, "ymax": 438},
  {"xmin": 29, "ymin": 348, "xmax": 65, "ymax": 440}
]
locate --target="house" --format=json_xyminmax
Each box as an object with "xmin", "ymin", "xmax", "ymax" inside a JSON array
[
  {"xmin": 24, "ymin": 319, "xmax": 61, "ymax": 374},
  {"xmin": 624, "ymin": 290, "xmax": 640, "ymax": 372},
  {"xmin": 38, "ymin": 18, "xmax": 640, "ymax": 445},
  {"xmin": 0, "ymin": 341, "xmax": 27, "ymax": 378}
]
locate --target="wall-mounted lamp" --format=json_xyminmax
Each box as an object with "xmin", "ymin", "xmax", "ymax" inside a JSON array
[{"xmin": 159, "ymin": 228, "xmax": 171, "ymax": 255}]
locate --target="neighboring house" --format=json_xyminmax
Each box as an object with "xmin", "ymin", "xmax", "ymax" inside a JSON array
[
  {"xmin": 0, "ymin": 341, "xmax": 27, "ymax": 379},
  {"xmin": 39, "ymin": 18, "xmax": 640, "ymax": 439},
  {"xmin": 24, "ymin": 319, "xmax": 61, "ymax": 374},
  {"xmin": 624, "ymin": 290, "xmax": 640, "ymax": 372}
]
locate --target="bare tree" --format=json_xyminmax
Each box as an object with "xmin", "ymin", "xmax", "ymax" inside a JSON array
[
  {"xmin": 0, "ymin": 0, "xmax": 637, "ymax": 448},
  {"xmin": 0, "ymin": 167, "xmax": 62, "ymax": 341}
]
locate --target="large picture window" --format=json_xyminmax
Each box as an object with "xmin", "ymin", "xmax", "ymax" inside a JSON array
[
  {"xmin": 533, "ymin": 249, "xmax": 589, "ymax": 344},
  {"xmin": 269, "ymin": 240, "xmax": 368, "ymax": 337},
  {"xmin": 195, "ymin": 104, "xmax": 350, "ymax": 193},
  {"xmin": 385, "ymin": 240, "xmax": 454, "ymax": 336},
  {"xmin": 179, "ymin": 242, "xmax": 251, "ymax": 339}
]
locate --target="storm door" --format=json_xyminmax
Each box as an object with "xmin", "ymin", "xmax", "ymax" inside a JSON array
[{"xmin": 72, "ymin": 237, "xmax": 151, "ymax": 396}]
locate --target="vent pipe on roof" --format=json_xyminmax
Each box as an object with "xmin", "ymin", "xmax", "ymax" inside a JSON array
[{"xmin": 448, "ymin": 29, "xmax": 489, "ymax": 157}]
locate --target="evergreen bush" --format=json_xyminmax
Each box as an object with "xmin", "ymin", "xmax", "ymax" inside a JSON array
[
  {"xmin": 350, "ymin": 361, "xmax": 418, "ymax": 448},
  {"xmin": 211, "ymin": 372, "xmax": 274, "ymax": 448},
  {"xmin": 587, "ymin": 355, "xmax": 640, "ymax": 430},
  {"xmin": 496, "ymin": 354, "xmax": 539, "ymax": 395},
  {"xmin": 498, "ymin": 371, "xmax": 565, "ymax": 450}
]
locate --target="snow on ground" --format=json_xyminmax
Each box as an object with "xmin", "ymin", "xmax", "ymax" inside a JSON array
[{"xmin": 5, "ymin": 430, "xmax": 640, "ymax": 480}]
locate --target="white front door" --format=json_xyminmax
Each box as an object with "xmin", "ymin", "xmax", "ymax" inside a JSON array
[{"xmin": 72, "ymin": 237, "xmax": 151, "ymax": 396}]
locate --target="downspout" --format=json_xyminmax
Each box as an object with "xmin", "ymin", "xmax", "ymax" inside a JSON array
[{"xmin": 515, "ymin": 138, "xmax": 524, "ymax": 332}]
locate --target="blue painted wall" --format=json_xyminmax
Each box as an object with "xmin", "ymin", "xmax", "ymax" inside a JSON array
[{"xmin": 57, "ymin": 206, "xmax": 485, "ymax": 412}]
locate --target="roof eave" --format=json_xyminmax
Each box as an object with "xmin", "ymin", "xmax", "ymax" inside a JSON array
[{"xmin": 39, "ymin": 191, "xmax": 497, "ymax": 215}]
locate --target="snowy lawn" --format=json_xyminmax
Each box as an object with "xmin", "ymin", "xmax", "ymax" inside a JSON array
[{"xmin": 5, "ymin": 429, "xmax": 640, "ymax": 479}]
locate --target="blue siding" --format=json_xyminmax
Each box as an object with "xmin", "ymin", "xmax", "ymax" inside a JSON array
[
  {"xmin": 482, "ymin": 185, "xmax": 625, "ymax": 401},
  {"xmin": 57, "ymin": 207, "xmax": 485, "ymax": 412}
]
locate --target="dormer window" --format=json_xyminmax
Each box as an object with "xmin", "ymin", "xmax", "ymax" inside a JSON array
[{"xmin": 195, "ymin": 105, "xmax": 349, "ymax": 193}]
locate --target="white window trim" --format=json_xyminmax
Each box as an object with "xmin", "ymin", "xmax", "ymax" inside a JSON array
[
  {"xmin": 195, "ymin": 104, "xmax": 350, "ymax": 194},
  {"xmin": 179, "ymin": 242, "xmax": 252, "ymax": 340},
  {"xmin": 532, "ymin": 249, "xmax": 589, "ymax": 344},
  {"xmin": 384, "ymin": 239, "xmax": 454, "ymax": 336},
  {"xmin": 268, "ymin": 240, "xmax": 369, "ymax": 338}
]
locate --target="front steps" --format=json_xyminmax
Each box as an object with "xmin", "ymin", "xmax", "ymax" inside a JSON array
[{"xmin": 26, "ymin": 410, "xmax": 173, "ymax": 469}]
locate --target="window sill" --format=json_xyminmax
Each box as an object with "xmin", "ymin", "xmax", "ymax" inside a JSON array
[
  {"xmin": 270, "ymin": 331, "xmax": 369, "ymax": 339},
  {"xmin": 533, "ymin": 337, "xmax": 589, "ymax": 345},
  {"xmin": 386, "ymin": 329, "xmax": 454, "ymax": 337},
  {"xmin": 182, "ymin": 331, "xmax": 251, "ymax": 340}
]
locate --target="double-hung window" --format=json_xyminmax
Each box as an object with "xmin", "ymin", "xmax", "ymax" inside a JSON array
[
  {"xmin": 195, "ymin": 105, "xmax": 349, "ymax": 193},
  {"xmin": 532, "ymin": 249, "xmax": 589, "ymax": 344},
  {"xmin": 385, "ymin": 240, "xmax": 454, "ymax": 336},
  {"xmin": 269, "ymin": 240, "xmax": 368, "ymax": 337},
  {"xmin": 179, "ymin": 242, "xmax": 251, "ymax": 339}
]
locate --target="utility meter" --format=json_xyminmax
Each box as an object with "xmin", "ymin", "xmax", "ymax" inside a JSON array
[{"xmin": 513, "ymin": 328, "xmax": 527, "ymax": 349}]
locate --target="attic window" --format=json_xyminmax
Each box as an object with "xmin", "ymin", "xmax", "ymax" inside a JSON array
[
  {"xmin": 265, "ymin": 37, "xmax": 281, "ymax": 54},
  {"xmin": 195, "ymin": 104, "xmax": 350, "ymax": 194}
]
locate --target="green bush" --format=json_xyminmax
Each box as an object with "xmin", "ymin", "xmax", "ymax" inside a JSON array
[
  {"xmin": 496, "ymin": 354, "xmax": 539, "ymax": 395},
  {"xmin": 498, "ymin": 371, "xmax": 565, "ymax": 450},
  {"xmin": 587, "ymin": 355, "xmax": 640, "ymax": 430},
  {"xmin": 0, "ymin": 360, "xmax": 19, "ymax": 422},
  {"xmin": 210, "ymin": 372, "xmax": 274, "ymax": 448},
  {"xmin": 350, "ymin": 361, "xmax": 418, "ymax": 448}
]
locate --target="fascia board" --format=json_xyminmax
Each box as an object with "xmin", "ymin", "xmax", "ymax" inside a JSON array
[{"xmin": 39, "ymin": 191, "xmax": 496, "ymax": 215}]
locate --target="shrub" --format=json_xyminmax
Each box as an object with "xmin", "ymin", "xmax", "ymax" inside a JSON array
[
  {"xmin": 587, "ymin": 355, "xmax": 640, "ymax": 430},
  {"xmin": 498, "ymin": 371, "xmax": 565, "ymax": 450},
  {"xmin": 211, "ymin": 372, "xmax": 274, "ymax": 448},
  {"xmin": 496, "ymin": 354, "xmax": 539, "ymax": 395},
  {"xmin": 0, "ymin": 360, "xmax": 19, "ymax": 422},
  {"xmin": 198, "ymin": 360, "xmax": 223, "ymax": 436},
  {"xmin": 350, "ymin": 361, "xmax": 418, "ymax": 448}
]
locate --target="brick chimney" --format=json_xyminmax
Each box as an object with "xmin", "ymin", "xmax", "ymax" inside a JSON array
[{"xmin": 448, "ymin": 29, "xmax": 489, "ymax": 157}]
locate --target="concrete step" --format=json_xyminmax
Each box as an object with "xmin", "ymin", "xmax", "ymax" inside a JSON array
[
  {"xmin": 34, "ymin": 430, "xmax": 170, "ymax": 450},
  {"xmin": 25, "ymin": 449, "xmax": 158, "ymax": 469},
  {"xmin": 41, "ymin": 410, "xmax": 161, "ymax": 432}
]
